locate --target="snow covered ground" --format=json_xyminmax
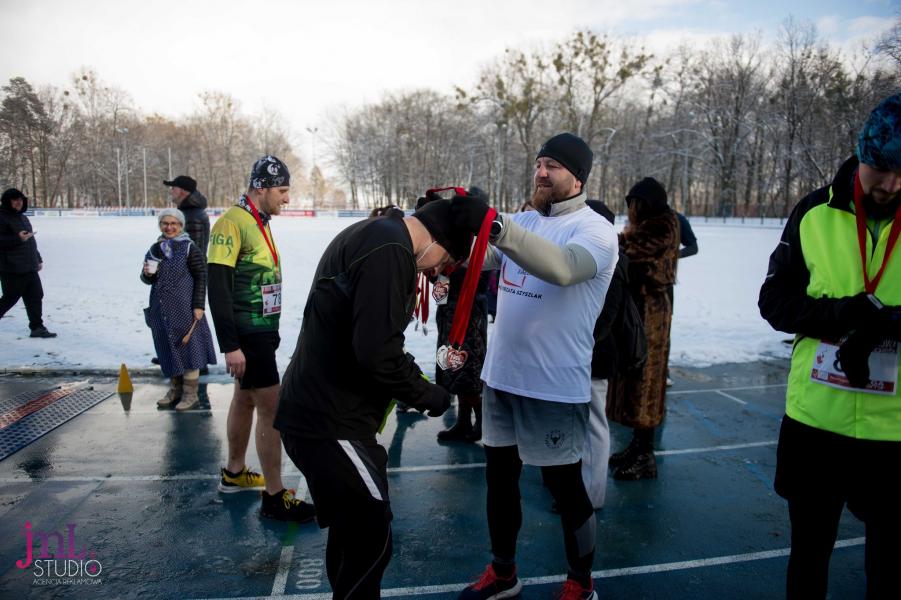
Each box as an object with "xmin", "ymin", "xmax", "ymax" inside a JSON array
[{"xmin": 0, "ymin": 215, "xmax": 790, "ymax": 373}]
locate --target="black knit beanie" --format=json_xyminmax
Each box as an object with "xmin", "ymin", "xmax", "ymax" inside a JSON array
[
  {"xmin": 412, "ymin": 198, "xmax": 473, "ymax": 261},
  {"xmin": 536, "ymin": 133, "xmax": 594, "ymax": 184},
  {"xmin": 626, "ymin": 177, "xmax": 669, "ymax": 220}
]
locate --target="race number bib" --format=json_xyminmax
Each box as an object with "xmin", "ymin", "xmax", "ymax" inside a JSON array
[
  {"xmin": 810, "ymin": 337, "xmax": 899, "ymax": 395},
  {"xmin": 432, "ymin": 275, "xmax": 450, "ymax": 305},
  {"xmin": 261, "ymin": 283, "xmax": 282, "ymax": 316}
]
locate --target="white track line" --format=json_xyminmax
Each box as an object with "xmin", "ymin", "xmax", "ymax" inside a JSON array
[
  {"xmin": 0, "ymin": 440, "xmax": 779, "ymax": 484},
  {"xmin": 666, "ymin": 383, "xmax": 787, "ymax": 395},
  {"xmin": 271, "ymin": 546, "xmax": 294, "ymax": 596},
  {"xmin": 714, "ymin": 390, "xmax": 748, "ymax": 405},
  {"xmin": 656, "ymin": 440, "xmax": 775, "ymax": 456},
  {"xmin": 194, "ymin": 538, "xmax": 865, "ymax": 600}
]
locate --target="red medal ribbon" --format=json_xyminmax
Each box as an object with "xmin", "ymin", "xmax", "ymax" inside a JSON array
[
  {"xmin": 853, "ymin": 171, "xmax": 901, "ymax": 294},
  {"xmin": 243, "ymin": 196, "xmax": 278, "ymax": 266},
  {"xmin": 448, "ymin": 207, "xmax": 497, "ymax": 347},
  {"xmin": 414, "ymin": 273, "xmax": 429, "ymax": 326}
]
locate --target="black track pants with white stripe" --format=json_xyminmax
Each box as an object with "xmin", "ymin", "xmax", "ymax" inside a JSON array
[{"xmin": 283, "ymin": 434, "xmax": 393, "ymax": 599}]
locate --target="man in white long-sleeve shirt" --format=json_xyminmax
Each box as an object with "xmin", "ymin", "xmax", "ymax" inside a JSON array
[{"xmin": 452, "ymin": 133, "xmax": 618, "ymax": 600}]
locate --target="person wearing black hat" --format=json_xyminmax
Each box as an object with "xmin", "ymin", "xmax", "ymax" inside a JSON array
[
  {"xmin": 605, "ymin": 177, "xmax": 679, "ymax": 482},
  {"xmin": 0, "ymin": 188, "xmax": 56, "ymax": 338},
  {"xmin": 759, "ymin": 93, "xmax": 901, "ymax": 599},
  {"xmin": 275, "ymin": 197, "xmax": 462, "ymax": 597},
  {"xmin": 206, "ymin": 155, "xmax": 315, "ymax": 523},
  {"xmin": 163, "ymin": 175, "xmax": 210, "ymax": 256},
  {"xmin": 452, "ymin": 133, "xmax": 618, "ymax": 600}
]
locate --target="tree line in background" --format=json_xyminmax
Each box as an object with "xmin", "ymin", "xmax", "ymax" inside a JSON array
[
  {"xmin": 0, "ymin": 70, "xmax": 346, "ymax": 209},
  {"xmin": 330, "ymin": 18, "xmax": 900, "ymax": 216},
  {"xmin": 2, "ymin": 16, "xmax": 899, "ymax": 215}
]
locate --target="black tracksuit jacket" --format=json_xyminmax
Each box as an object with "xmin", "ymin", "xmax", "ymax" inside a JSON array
[{"xmin": 275, "ymin": 213, "xmax": 448, "ymax": 440}]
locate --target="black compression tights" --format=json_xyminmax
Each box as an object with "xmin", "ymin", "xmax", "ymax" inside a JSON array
[
  {"xmin": 542, "ymin": 461, "xmax": 596, "ymax": 578},
  {"xmin": 485, "ymin": 446, "xmax": 595, "ymax": 577},
  {"xmin": 485, "ymin": 445, "xmax": 522, "ymax": 563}
]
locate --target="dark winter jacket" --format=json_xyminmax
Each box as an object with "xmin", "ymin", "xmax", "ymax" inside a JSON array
[
  {"xmin": 591, "ymin": 249, "xmax": 630, "ymax": 379},
  {"xmin": 0, "ymin": 195, "xmax": 42, "ymax": 273},
  {"xmin": 177, "ymin": 191, "xmax": 210, "ymax": 256},
  {"xmin": 275, "ymin": 213, "xmax": 450, "ymax": 440}
]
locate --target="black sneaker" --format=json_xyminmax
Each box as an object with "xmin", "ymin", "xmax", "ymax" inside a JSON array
[
  {"xmin": 260, "ymin": 489, "xmax": 316, "ymax": 523},
  {"xmin": 30, "ymin": 326, "xmax": 57, "ymax": 338}
]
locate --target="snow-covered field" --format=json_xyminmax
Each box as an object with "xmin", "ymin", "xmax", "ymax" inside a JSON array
[{"xmin": 0, "ymin": 215, "xmax": 790, "ymax": 373}]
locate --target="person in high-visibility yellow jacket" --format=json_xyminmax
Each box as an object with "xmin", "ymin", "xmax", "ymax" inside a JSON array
[{"xmin": 759, "ymin": 93, "xmax": 901, "ymax": 600}]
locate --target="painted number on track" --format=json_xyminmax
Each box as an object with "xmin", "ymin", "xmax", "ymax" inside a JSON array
[{"xmin": 295, "ymin": 557, "xmax": 324, "ymax": 590}]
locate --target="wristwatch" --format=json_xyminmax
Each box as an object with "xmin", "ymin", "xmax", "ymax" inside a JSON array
[{"xmin": 489, "ymin": 214, "xmax": 504, "ymax": 242}]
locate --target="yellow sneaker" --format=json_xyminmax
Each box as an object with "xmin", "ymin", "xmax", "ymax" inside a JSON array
[{"xmin": 218, "ymin": 466, "xmax": 265, "ymax": 493}]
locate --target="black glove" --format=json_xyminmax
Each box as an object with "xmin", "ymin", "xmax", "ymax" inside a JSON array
[
  {"xmin": 451, "ymin": 188, "xmax": 491, "ymax": 234},
  {"xmin": 836, "ymin": 293, "xmax": 884, "ymax": 333},
  {"xmin": 409, "ymin": 383, "xmax": 452, "ymax": 417},
  {"xmin": 835, "ymin": 325, "xmax": 884, "ymax": 388}
]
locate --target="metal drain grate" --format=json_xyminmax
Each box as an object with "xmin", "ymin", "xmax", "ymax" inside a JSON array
[
  {"xmin": 0, "ymin": 388, "xmax": 113, "ymax": 461},
  {"xmin": 0, "ymin": 387, "xmax": 59, "ymax": 415}
]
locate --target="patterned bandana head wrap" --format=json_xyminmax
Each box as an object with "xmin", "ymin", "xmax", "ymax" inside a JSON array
[{"xmin": 249, "ymin": 155, "xmax": 291, "ymax": 189}]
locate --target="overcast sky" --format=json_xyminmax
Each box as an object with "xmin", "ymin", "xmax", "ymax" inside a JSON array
[{"xmin": 1, "ymin": 0, "xmax": 897, "ymax": 161}]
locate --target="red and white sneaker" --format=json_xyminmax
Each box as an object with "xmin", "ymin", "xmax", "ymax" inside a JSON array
[
  {"xmin": 458, "ymin": 563, "xmax": 522, "ymax": 600},
  {"xmin": 556, "ymin": 577, "xmax": 597, "ymax": 600}
]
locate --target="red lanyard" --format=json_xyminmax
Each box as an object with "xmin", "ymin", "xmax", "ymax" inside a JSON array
[
  {"xmin": 448, "ymin": 207, "xmax": 497, "ymax": 346},
  {"xmin": 853, "ymin": 171, "xmax": 901, "ymax": 294},
  {"xmin": 243, "ymin": 195, "xmax": 279, "ymax": 270}
]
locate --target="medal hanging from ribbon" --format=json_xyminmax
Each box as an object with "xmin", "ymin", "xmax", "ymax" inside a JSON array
[
  {"xmin": 414, "ymin": 273, "xmax": 429, "ymax": 335},
  {"xmin": 243, "ymin": 195, "xmax": 280, "ymax": 280},
  {"xmin": 437, "ymin": 204, "xmax": 497, "ymax": 372}
]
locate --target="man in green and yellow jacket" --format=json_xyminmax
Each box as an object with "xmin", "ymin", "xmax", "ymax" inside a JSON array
[{"xmin": 759, "ymin": 93, "xmax": 901, "ymax": 600}]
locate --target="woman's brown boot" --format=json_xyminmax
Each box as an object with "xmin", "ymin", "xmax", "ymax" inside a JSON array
[
  {"xmin": 175, "ymin": 378, "xmax": 200, "ymax": 411},
  {"xmin": 157, "ymin": 377, "xmax": 183, "ymax": 407}
]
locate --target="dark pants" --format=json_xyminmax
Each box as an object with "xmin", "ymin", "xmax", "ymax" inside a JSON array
[
  {"xmin": 0, "ymin": 271, "xmax": 44, "ymax": 330},
  {"xmin": 776, "ymin": 415, "xmax": 901, "ymax": 599},
  {"xmin": 282, "ymin": 434, "xmax": 392, "ymax": 599},
  {"xmin": 485, "ymin": 445, "xmax": 595, "ymax": 578}
]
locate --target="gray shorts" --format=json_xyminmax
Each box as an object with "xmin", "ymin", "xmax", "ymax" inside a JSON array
[{"xmin": 482, "ymin": 386, "xmax": 589, "ymax": 466}]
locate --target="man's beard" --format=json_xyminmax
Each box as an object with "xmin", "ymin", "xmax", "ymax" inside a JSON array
[
  {"xmin": 530, "ymin": 179, "xmax": 572, "ymax": 214},
  {"xmin": 864, "ymin": 192, "xmax": 901, "ymax": 220}
]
